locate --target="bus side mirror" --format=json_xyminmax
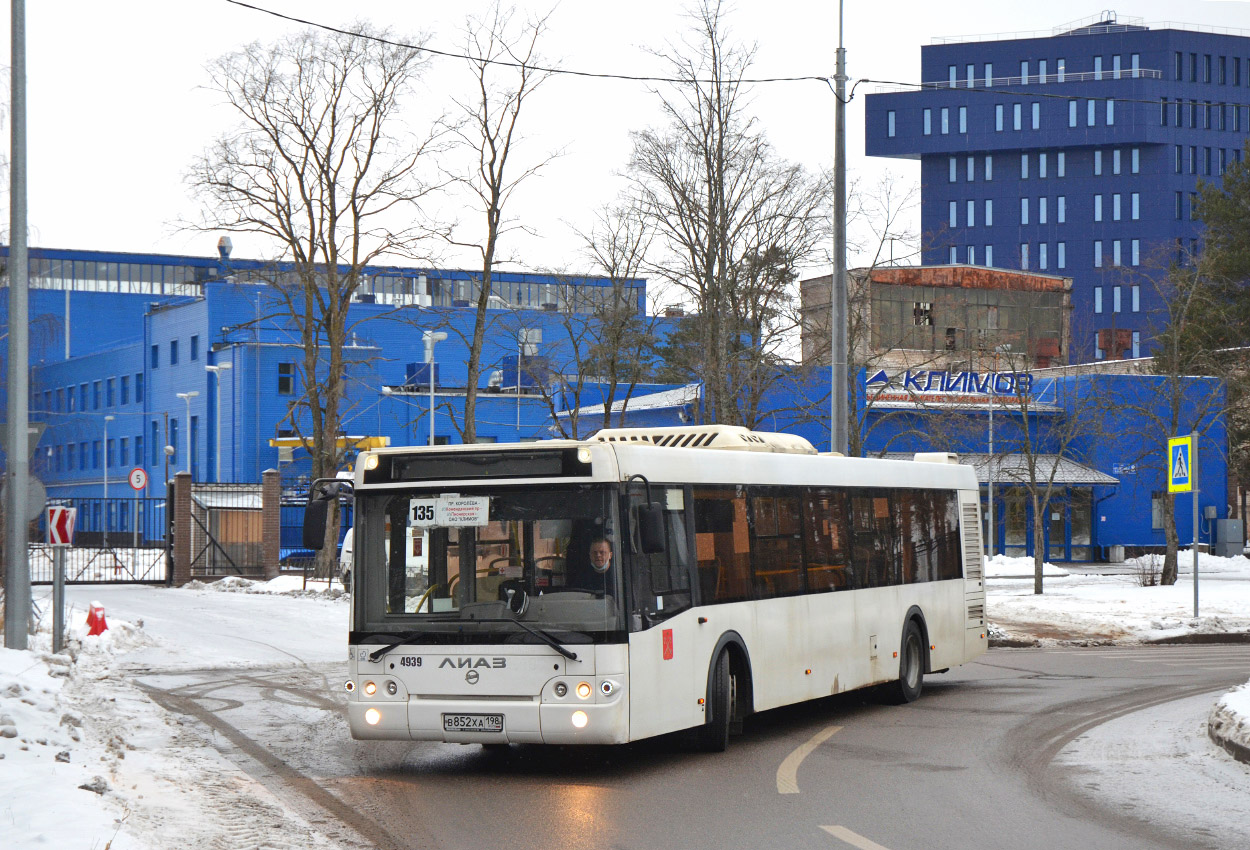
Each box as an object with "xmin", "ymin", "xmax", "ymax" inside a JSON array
[
  {"xmin": 303, "ymin": 494, "xmax": 331, "ymax": 551},
  {"xmin": 637, "ymin": 503, "xmax": 667, "ymax": 555}
]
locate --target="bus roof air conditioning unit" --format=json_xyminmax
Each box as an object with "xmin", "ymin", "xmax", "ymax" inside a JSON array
[{"xmin": 590, "ymin": 425, "xmax": 817, "ymax": 455}]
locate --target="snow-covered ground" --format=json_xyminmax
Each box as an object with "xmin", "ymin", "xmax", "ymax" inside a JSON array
[{"xmin": 2, "ymin": 556, "xmax": 1249, "ymax": 849}]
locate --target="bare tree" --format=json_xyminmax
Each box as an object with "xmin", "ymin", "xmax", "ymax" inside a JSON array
[
  {"xmin": 188, "ymin": 24, "xmax": 442, "ymax": 568},
  {"xmin": 441, "ymin": 3, "xmax": 557, "ymax": 443},
  {"xmin": 627, "ymin": 0, "xmax": 829, "ymax": 428}
]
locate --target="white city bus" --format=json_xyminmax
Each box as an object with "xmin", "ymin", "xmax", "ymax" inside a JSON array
[{"xmin": 308, "ymin": 425, "xmax": 987, "ymax": 751}]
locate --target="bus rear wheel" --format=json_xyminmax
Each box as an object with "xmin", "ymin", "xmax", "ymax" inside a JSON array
[
  {"xmin": 695, "ymin": 650, "xmax": 733, "ymax": 752},
  {"xmin": 884, "ymin": 620, "xmax": 925, "ymax": 704}
]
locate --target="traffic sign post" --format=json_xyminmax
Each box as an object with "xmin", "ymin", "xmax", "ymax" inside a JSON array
[
  {"xmin": 1167, "ymin": 433, "xmax": 1200, "ymax": 618},
  {"xmin": 46, "ymin": 506, "xmax": 76, "ymax": 654}
]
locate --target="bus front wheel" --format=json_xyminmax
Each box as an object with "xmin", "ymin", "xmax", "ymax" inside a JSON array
[
  {"xmin": 884, "ymin": 619, "xmax": 925, "ymax": 704},
  {"xmin": 695, "ymin": 650, "xmax": 734, "ymax": 752}
]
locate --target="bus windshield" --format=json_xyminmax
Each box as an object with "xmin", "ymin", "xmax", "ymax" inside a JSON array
[{"xmin": 355, "ymin": 484, "xmax": 624, "ymax": 636}]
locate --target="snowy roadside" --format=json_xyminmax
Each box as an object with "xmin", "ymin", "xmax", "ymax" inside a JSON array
[
  {"xmin": 985, "ymin": 550, "xmax": 1250, "ymax": 769},
  {"xmin": 1, "ymin": 576, "xmax": 348, "ymax": 849}
]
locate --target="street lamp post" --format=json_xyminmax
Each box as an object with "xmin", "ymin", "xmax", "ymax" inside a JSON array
[
  {"xmin": 205, "ymin": 362, "xmax": 232, "ymax": 482},
  {"xmin": 422, "ymin": 331, "xmax": 447, "ymax": 446},
  {"xmin": 103, "ymin": 415, "xmax": 114, "ymax": 549},
  {"xmin": 176, "ymin": 391, "xmax": 199, "ymax": 475}
]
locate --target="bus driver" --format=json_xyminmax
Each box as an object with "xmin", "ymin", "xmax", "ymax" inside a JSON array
[{"xmin": 589, "ymin": 538, "xmax": 613, "ymax": 574}]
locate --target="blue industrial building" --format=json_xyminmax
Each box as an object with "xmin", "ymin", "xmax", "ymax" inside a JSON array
[
  {"xmin": 865, "ymin": 12, "xmax": 1250, "ymax": 361},
  {"xmin": 1, "ymin": 245, "xmax": 675, "ymax": 517}
]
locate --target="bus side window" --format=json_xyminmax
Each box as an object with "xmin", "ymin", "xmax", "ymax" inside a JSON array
[
  {"xmin": 803, "ymin": 488, "xmax": 851, "ymax": 592},
  {"xmin": 627, "ymin": 490, "xmax": 692, "ymax": 619},
  {"xmin": 693, "ymin": 488, "xmax": 751, "ymax": 604},
  {"xmin": 750, "ymin": 491, "xmax": 803, "ymax": 598}
]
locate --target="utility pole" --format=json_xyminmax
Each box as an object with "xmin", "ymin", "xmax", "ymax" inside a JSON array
[
  {"xmin": 830, "ymin": 0, "xmax": 849, "ymax": 456},
  {"xmin": 4, "ymin": 0, "xmax": 31, "ymax": 650}
]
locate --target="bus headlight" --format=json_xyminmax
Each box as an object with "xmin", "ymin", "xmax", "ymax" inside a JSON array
[
  {"xmin": 365, "ymin": 708, "xmax": 382, "ymax": 726},
  {"xmin": 364, "ymin": 454, "xmax": 379, "ymax": 471},
  {"xmin": 576, "ymin": 447, "xmax": 593, "ymax": 464},
  {"xmin": 571, "ymin": 710, "xmax": 588, "ymax": 729},
  {"xmin": 576, "ymin": 682, "xmax": 592, "ymax": 700}
]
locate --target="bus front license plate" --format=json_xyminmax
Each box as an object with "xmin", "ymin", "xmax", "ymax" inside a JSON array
[{"xmin": 443, "ymin": 713, "xmax": 504, "ymax": 733}]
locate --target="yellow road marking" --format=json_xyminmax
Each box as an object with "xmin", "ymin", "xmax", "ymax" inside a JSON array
[
  {"xmin": 820, "ymin": 825, "xmax": 894, "ymax": 850},
  {"xmin": 775, "ymin": 724, "xmax": 841, "ymax": 794}
]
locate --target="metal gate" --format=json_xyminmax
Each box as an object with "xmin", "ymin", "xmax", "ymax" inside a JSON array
[
  {"xmin": 31, "ymin": 496, "xmax": 169, "ymax": 584},
  {"xmin": 188, "ymin": 483, "xmax": 265, "ymax": 579}
]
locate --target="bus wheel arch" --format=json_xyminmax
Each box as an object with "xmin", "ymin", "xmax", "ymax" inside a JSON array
[
  {"xmin": 696, "ymin": 632, "xmax": 754, "ymax": 750},
  {"xmin": 885, "ymin": 608, "xmax": 929, "ymax": 704}
]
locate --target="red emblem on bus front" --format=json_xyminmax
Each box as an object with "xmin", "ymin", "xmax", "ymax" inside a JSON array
[{"xmin": 662, "ymin": 629, "xmax": 673, "ymax": 660}]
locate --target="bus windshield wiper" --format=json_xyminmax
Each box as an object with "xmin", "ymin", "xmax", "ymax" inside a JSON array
[
  {"xmin": 469, "ymin": 618, "xmax": 580, "ymax": 662},
  {"xmin": 363, "ymin": 631, "xmax": 436, "ymax": 663}
]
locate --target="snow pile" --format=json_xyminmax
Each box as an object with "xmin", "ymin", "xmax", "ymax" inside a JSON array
[
  {"xmin": 182, "ymin": 573, "xmax": 345, "ymax": 599},
  {"xmin": 1210, "ymin": 682, "xmax": 1250, "ymax": 757},
  {"xmin": 984, "ymin": 554, "xmax": 1068, "ymax": 578},
  {"xmin": 0, "ymin": 605, "xmax": 157, "ymax": 848}
]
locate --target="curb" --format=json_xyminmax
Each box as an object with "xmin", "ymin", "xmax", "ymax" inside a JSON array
[
  {"xmin": 1208, "ymin": 723, "xmax": 1250, "ymax": 766},
  {"xmin": 1146, "ymin": 633, "xmax": 1250, "ymax": 645}
]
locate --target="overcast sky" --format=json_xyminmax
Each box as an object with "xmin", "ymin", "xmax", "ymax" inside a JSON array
[{"xmin": 3, "ymin": 0, "xmax": 1248, "ymax": 277}]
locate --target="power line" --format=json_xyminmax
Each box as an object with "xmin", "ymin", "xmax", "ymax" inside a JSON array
[{"xmin": 223, "ymin": 0, "xmax": 833, "ymax": 87}]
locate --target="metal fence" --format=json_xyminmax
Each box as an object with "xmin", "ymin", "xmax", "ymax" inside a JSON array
[
  {"xmin": 29, "ymin": 496, "xmax": 169, "ymax": 584},
  {"xmin": 189, "ymin": 484, "xmax": 264, "ymax": 578}
]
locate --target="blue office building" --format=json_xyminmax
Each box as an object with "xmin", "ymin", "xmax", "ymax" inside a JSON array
[{"xmin": 865, "ymin": 12, "xmax": 1250, "ymax": 360}]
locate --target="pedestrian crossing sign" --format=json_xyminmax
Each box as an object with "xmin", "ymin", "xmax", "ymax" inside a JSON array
[{"xmin": 1167, "ymin": 436, "xmax": 1193, "ymax": 493}]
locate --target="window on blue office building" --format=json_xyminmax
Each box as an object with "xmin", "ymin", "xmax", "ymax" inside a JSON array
[
  {"xmin": 1039, "ymin": 243, "xmax": 1048, "ymax": 270},
  {"xmin": 1093, "ymin": 56, "xmax": 1103, "ymax": 80},
  {"xmin": 79, "ymin": 442, "xmax": 88, "ymax": 471},
  {"xmin": 190, "ymin": 417, "xmax": 199, "ymax": 480},
  {"xmin": 1190, "ymin": 99, "xmax": 1198, "ymax": 128},
  {"xmin": 1094, "ymin": 195, "xmax": 1102, "ymax": 221},
  {"xmin": 106, "ymin": 439, "xmax": 114, "ymax": 468},
  {"xmin": 948, "ymin": 246, "xmax": 957, "ymax": 264},
  {"xmin": 151, "ymin": 421, "xmax": 160, "ymax": 466},
  {"xmin": 941, "ymin": 107, "xmax": 949, "ymax": 134},
  {"xmin": 1131, "ymin": 148, "xmax": 1139, "ymax": 174},
  {"xmin": 1132, "ymin": 240, "xmax": 1140, "ymax": 267},
  {"xmin": 1175, "ymin": 190, "xmax": 1183, "ymax": 219},
  {"xmin": 1021, "ymin": 198, "xmax": 1029, "ymax": 225},
  {"xmin": 120, "ymin": 437, "xmax": 128, "ymax": 467},
  {"xmin": 1013, "ymin": 103, "xmax": 1022, "ymax": 130},
  {"xmin": 278, "ymin": 362, "xmax": 295, "ymax": 395},
  {"xmin": 985, "ymin": 245, "xmax": 994, "ymax": 266},
  {"xmin": 135, "ymin": 435, "xmax": 144, "ymax": 470},
  {"xmin": 949, "ymin": 65, "xmax": 957, "ymax": 87},
  {"xmin": 1032, "ymin": 102, "xmax": 1040, "ymax": 129},
  {"xmin": 1057, "ymin": 196, "xmax": 1065, "ymax": 223},
  {"xmin": 985, "ymin": 199, "xmax": 994, "ymax": 226},
  {"xmin": 56, "ymin": 388, "xmax": 64, "ymax": 412},
  {"xmin": 968, "ymin": 246, "xmax": 976, "ymax": 265},
  {"xmin": 1094, "ymin": 150, "xmax": 1102, "ymax": 175},
  {"xmin": 1132, "ymin": 331, "xmax": 1140, "ymax": 358},
  {"xmin": 1204, "ymin": 54, "xmax": 1212, "ymax": 83},
  {"xmin": 1131, "ymin": 193, "xmax": 1139, "ymax": 220},
  {"xmin": 1039, "ymin": 197, "xmax": 1047, "ymax": 224},
  {"xmin": 1021, "ymin": 153, "xmax": 1029, "ymax": 179},
  {"xmin": 1039, "ymin": 152, "xmax": 1047, "ymax": 178},
  {"xmin": 120, "ymin": 375, "xmax": 129, "ymax": 405},
  {"xmin": 1132, "ymin": 284, "xmax": 1140, "ymax": 310},
  {"xmin": 949, "ymin": 157, "xmax": 957, "ymax": 182},
  {"xmin": 79, "ymin": 383, "xmax": 88, "ymax": 410},
  {"xmin": 1039, "ymin": 59, "xmax": 1047, "ymax": 81},
  {"xmin": 1113, "ymin": 285, "xmax": 1122, "ymax": 312},
  {"xmin": 135, "ymin": 373, "xmax": 144, "ymax": 403},
  {"xmin": 966, "ymin": 64, "xmax": 975, "ymax": 87},
  {"xmin": 1069, "ymin": 100, "xmax": 1077, "ymax": 127},
  {"xmin": 949, "ymin": 201, "xmax": 957, "ymax": 227},
  {"xmin": 1057, "ymin": 242, "xmax": 1066, "ymax": 269},
  {"xmin": 967, "ymin": 200, "xmax": 975, "ymax": 227},
  {"xmin": 105, "ymin": 378, "xmax": 115, "ymax": 407},
  {"xmin": 1020, "ymin": 60, "xmax": 1029, "ymax": 83},
  {"xmin": 170, "ymin": 339, "xmax": 178, "ymax": 365},
  {"xmin": 959, "ymin": 106, "xmax": 967, "ymax": 133},
  {"xmin": 1057, "ymin": 58, "xmax": 1066, "ymax": 82},
  {"xmin": 151, "ymin": 344, "xmax": 158, "ymax": 368},
  {"xmin": 92, "ymin": 441, "xmax": 101, "ymax": 469},
  {"xmin": 1094, "ymin": 241, "xmax": 1103, "ymax": 268},
  {"xmin": 887, "ymin": 110, "xmax": 895, "ymax": 137},
  {"xmin": 1020, "ymin": 243, "xmax": 1029, "ymax": 269},
  {"xmin": 1190, "ymin": 192, "xmax": 1198, "ymax": 220},
  {"xmin": 1113, "ymin": 241, "xmax": 1121, "ymax": 266},
  {"xmin": 1112, "ymin": 194, "xmax": 1121, "ymax": 221},
  {"xmin": 170, "ymin": 420, "xmax": 179, "ymax": 468},
  {"xmin": 92, "ymin": 381, "xmax": 101, "ymax": 410},
  {"xmin": 1189, "ymin": 146, "xmax": 1197, "ymax": 174},
  {"xmin": 1161, "ymin": 97, "xmax": 1169, "ymax": 126},
  {"xmin": 967, "ymin": 156, "xmax": 975, "ymax": 181},
  {"xmin": 190, "ymin": 335, "xmax": 199, "ymax": 361},
  {"xmin": 984, "ymin": 63, "xmax": 993, "ymax": 84},
  {"xmin": 1087, "ymin": 100, "xmax": 1095, "ymax": 126},
  {"xmin": 1057, "ymin": 151, "xmax": 1065, "ymax": 177},
  {"xmin": 923, "ymin": 108, "xmax": 931, "ymax": 135},
  {"xmin": 985, "ymin": 155, "xmax": 993, "ymax": 180},
  {"xmin": 1190, "ymin": 53, "xmax": 1197, "ymax": 82},
  {"xmin": 995, "ymin": 104, "xmax": 1003, "ymax": 131},
  {"xmin": 1112, "ymin": 149, "xmax": 1121, "ymax": 174},
  {"xmin": 1094, "ymin": 287, "xmax": 1103, "ymax": 313}
]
